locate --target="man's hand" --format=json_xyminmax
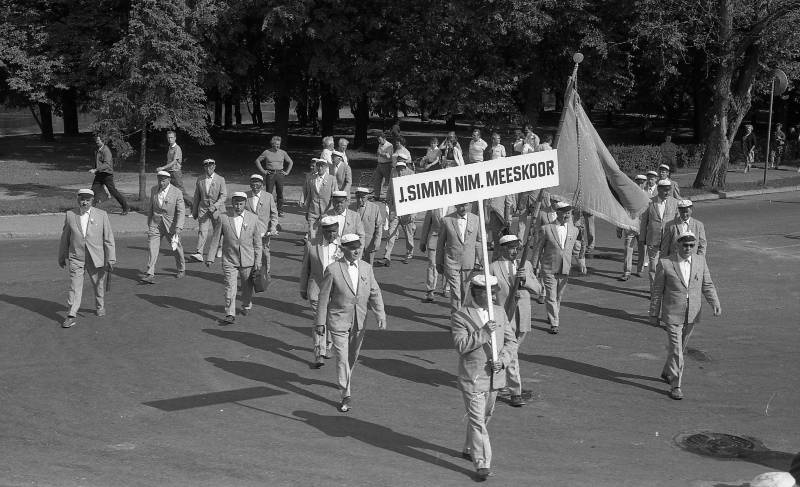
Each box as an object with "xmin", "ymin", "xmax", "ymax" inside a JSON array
[
  {"xmin": 253, "ymin": 265, "xmax": 261, "ymax": 273},
  {"xmin": 174, "ymin": 228, "xmax": 182, "ymax": 236},
  {"xmin": 300, "ymin": 291, "xmax": 308, "ymax": 300},
  {"xmin": 315, "ymin": 325, "xmax": 325, "ymax": 336},
  {"xmin": 419, "ymin": 243, "xmax": 427, "ymax": 253},
  {"xmin": 487, "ymin": 359, "xmax": 503, "ymax": 373},
  {"xmin": 280, "ymin": 170, "xmax": 288, "ymax": 176},
  {"xmin": 377, "ymin": 318, "xmax": 387, "ymax": 330},
  {"xmin": 713, "ymin": 304, "xmax": 722, "ymax": 316},
  {"xmin": 515, "ymin": 268, "xmax": 526, "ymax": 279},
  {"xmin": 156, "ymin": 166, "xmax": 163, "ymax": 172},
  {"xmin": 484, "ymin": 319, "xmax": 498, "ymax": 332},
  {"xmin": 649, "ymin": 316, "xmax": 660, "ymax": 327},
  {"xmin": 105, "ymin": 262, "xmax": 114, "ymax": 272}
]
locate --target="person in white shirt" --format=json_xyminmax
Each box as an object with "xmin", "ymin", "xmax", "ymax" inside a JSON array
[
  {"xmin": 373, "ymin": 132, "xmax": 395, "ymax": 200},
  {"xmin": 440, "ymin": 131, "xmax": 464, "ymax": 167},
  {"xmin": 537, "ymin": 134, "xmax": 553, "ymax": 151},
  {"xmin": 337, "ymin": 138, "xmax": 350, "ymax": 165},
  {"xmin": 320, "ymin": 136, "xmax": 335, "ymax": 165},
  {"xmin": 521, "ymin": 132, "xmax": 539, "ymax": 154},
  {"xmin": 391, "ymin": 135, "xmax": 412, "ymax": 169},
  {"xmin": 468, "ymin": 129, "xmax": 488, "ymax": 164},
  {"xmin": 420, "ymin": 137, "xmax": 442, "ymax": 171},
  {"xmin": 488, "ymin": 132, "xmax": 506, "ymax": 160},
  {"xmin": 512, "ymin": 129, "xmax": 525, "ymax": 155}
]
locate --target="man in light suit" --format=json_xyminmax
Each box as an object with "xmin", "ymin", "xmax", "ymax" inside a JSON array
[
  {"xmin": 451, "ymin": 274, "xmax": 517, "ymax": 481},
  {"xmin": 245, "ymin": 174, "xmax": 278, "ymax": 276},
  {"xmin": 436, "ymin": 203, "xmax": 483, "ymax": 314},
  {"xmin": 657, "ymin": 164, "xmax": 682, "ymax": 199},
  {"xmin": 354, "ymin": 187, "xmax": 383, "ymax": 264},
  {"xmin": 329, "ymin": 151, "xmax": 352, "ymax": 195},
  {"xmin": 300, "ymin": 216, "xmax": 341, "ymax": 368},
  {"xmin": 323, "ymin": 191, "xmax": 365, "ymax": 242},
  {"xmin": 381, "ymin": 158, "xmax": 416, "ymax": 266},
  {"xmin": 58, "ymin": 189, "xmax": 116, "ymax": 328},
  {"xmin": 206, "ymin": 192, "xmax": 263, "ymax": 324},
  {"xmin": 141, "ymin": 171, "xmax": 185, "ymax": 284},
  {"xmin": 315, "ymin": 234, "xmax": 386, "ymax": 412},
  {"xmin": 640, "ymin": 180, "xmax": 680, "ymax": 287},
  {"xmin": 303, "ymin": 158, "xmax": 336, "ymax": 243},
  {"xmin": 189, "ymin": 159, "xmax": 227, "ymax": 262},
  {"xmin": 650, "ymin": 231, "xmax": 721, "ymax": 400},
  {"xmin": 490, "ymin": 235, "xmax": 542, "ymax": 407},
  {"xmin": 660, "ymin": 199, "xmax": 706, "ymax": 257},
  {"xmin": 533, "ymin": 201, "xmax": 579, "ymax": 334},
  {"xmin": 419, "ymin": 205, "xmax": 451, "ymax": 302}
]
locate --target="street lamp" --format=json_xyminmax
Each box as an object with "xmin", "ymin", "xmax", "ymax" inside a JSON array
[{"xmin": 764, "ymin": 68, "xmax": 789, "ymax": 185}]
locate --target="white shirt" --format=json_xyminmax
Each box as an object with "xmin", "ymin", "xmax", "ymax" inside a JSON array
[
  {"xmin": 321, "ymin": 148, "xmax": 333, "ymax": 165},
  {"xmin": 232, "ymin": 213, "xmax": 244, "ymax": 238},
  {"xmin": 158, "ymin": 184, "xmax": 172, "ymax": 207},
  {"xmin": 377, "ymin": 141, "xmax": 394, "ymax": 163},
  {"xmin": 79, "ymin": 209, "xmax": 91, "ymax": 237},
  {"xmin": 468, "ymin": 138, "xmax": 488, "ymax": 163},
  {"xmin": 322, "ymin": 240, "xmax": 339, "ymax": 269},
  {"xmin": 457, "ymin": 215, "xmax": 467, "ymax": 241},
  {"xmin": 314, "ymin": 174, "xmax": 325, "ymax": 193},
  {"xmin": 489, "ymin": 144, "xmax": 506, "ymax": 160},
  {"xmin": 512, "ymin": 139, "xmax": 524, "ymax": 154},
  {"xmin": 346, "ymin": 259, "xmax": 359, "ymax": 292},
  {"xmin": 556, "ymin": 224, "xmax": 567, "ymax": 248},
  {"xmin": 477, "ymin": 307, "xmax": 489, "ymax": 325},
  {"xmin": 204, "ymin": 174, "xmax": 214, "ymax": 193},
  {"xmin": 656, "ymin": 198, "xmax": 667, "ymax": 219},
  {"xmin": 249, "ymin": 193, "xmax": 260, "ymax": 212},
  {"xmin": 679, "ymin": 256, "xmax": 692, "ymax": 289},
  {"xmin": 679, "ymin": 218, "xmax": 691, "ymax": 234},
  {"xmin": 333, "ymin": 211, "xmax": 346, "ymax": 237}
]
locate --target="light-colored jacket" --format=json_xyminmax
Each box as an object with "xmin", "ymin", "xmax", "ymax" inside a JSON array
[
  {"xmin": 191, "ymin": 173, "xmax": 227, "ymax": 219},
  {"xmin": 207, "ymin": 210, "xmax": 263, "ymax": 267},
  {"xmin": 419, "ymin": 208, "xmax": 448, "ymax": 245},
  {"xmin": 650, "ymin": 254, "xmax": 720, "ymax": 325},
  {"xmin": 303, "ymin": 173, "xmax": 336, "ymax": 220},
  {"xmin": 659, "ymin": 217, "xmax": 706, "ymax": 257},
  {"xmin": 356, "ymin": 201, "xmax": 384, "ymax": 251},
  {"xmin": 451, "ymin": 304, "xmax": 517, "ymax": 393},
  {"xmin": 148, "ymin": 185, "xmax": 185, "ymax": 233},
  {"xmin": 315, "ymin": 259, "xmax": 386, "ymax": 332},
  {"xmin": 640, "ymin": 195, "xmax": 679, "ymax": 246},
  {"xmin": 490, "ymin": 258, "xmax": 542, "ymax": 333},
  {"xmin": 300, "ymin": 238, "xmax": 341, "ymax": 301},
  {"xmin": 323, "ymin": 208, "xmax": 365, "ymax": 242},
  {"xmin": 246, "ymin": 189, "xmax": 278, "ymax": 237},
  {"xmin": 534, "ymin": 222, "xmax": 579, "ymax": 275},
  {"xmin": 435, "ymin": 212, "xmax": 482, "ymax": 272},
  {"xmin": 58, "ymin": 208, "xmax": 116, "ymax": 268},
  {"xmin": 330, "ymin": 161, "xmax": 352, "ymax": 194}
]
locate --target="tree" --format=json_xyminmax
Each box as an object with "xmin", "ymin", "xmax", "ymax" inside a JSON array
[{"xmin": 92, "ymin": 0, "xmax": 212, "ymax": 200}]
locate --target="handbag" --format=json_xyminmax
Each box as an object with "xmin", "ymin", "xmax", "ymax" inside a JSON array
[{"xmin": 251, "ymin": 267, "xmax": 270, "ymax": 293}]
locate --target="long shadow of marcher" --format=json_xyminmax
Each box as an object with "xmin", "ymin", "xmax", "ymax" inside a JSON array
[
  {"xmin": 183, "ymin": 267, "xmax": 224, "ymax": 284},
  {"xmin": 268, "ymin": 249, "xmax": 303, "ymax": 264},
  {"xmin": 570, "ymin": 276, "xmax": 651, "ymax": 300},
  {"xmin": 359, "ymin": 356, "xmax": 457, "ymax": 389},
  {"xmin": 383, "ymin": 303, "xmax": 451, "ymax": 331},
  {"xmin": 519, "ymin": 354, "xmax": 668, "ymax": 396},
  {"xmin": 561, "ymin": 301, "xmax": 652, "ymax": 326},
  {"xmin": 112, "ymin": 266, "xmax": 147, "ymax": 283},
  {"xmin": 282, "ymin": 324, "xmax": 454, "ymax": 352},
  {"xmin": 205, "ymin": 357, "xmax": 339, "ymax": 408},
  {"xmin": 137, "ymin": 293, "xmax": 219, "ymax": 321},
  {"xmin": 0, "ymin": 294, "xmax": 65, "ymax": 323},
  {"xmin": 270, "ymin": 273, "xmax": 300, "ymax": 284},
  {"xmin": 203, "ymin": 329, "xmax": 312, "ymax": 367},
  {"xmin": 290, "ymin": 410, "xmax": 474, "ymax": 479},
  {"xmin": 378, "ymin": 282, "xmax": 452, "ymax": 311},
  {"xmin": 253, "ymin": 295, "xmax": 312, "ymax": 319}
]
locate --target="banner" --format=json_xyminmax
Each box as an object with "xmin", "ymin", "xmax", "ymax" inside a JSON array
[{"xmin": 392, "ymin": 150, "xmax": 559, "ymax": 216}]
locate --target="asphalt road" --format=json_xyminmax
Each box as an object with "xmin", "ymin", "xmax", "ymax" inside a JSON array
[{"xmin": 1, "ymin": 193, "xmax": 799, "ymax": 487}]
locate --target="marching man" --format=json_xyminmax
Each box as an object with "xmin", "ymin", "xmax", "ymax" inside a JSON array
[{"xmin": 141, "ymin": 171, "xmax": 185, "ymax": 283}]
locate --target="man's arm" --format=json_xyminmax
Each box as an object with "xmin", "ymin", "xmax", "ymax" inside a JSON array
[
  {"xmin": 96, "ymin": 146, "xmax": 114, "ymax": 173},
  {"xmin": 191, "ymin": 179, "xmax": 201, "ymax": 218},
  {"xmin": 367, "ymin": 267, "xmax": 386, "ymax": 327},
  {"xmin": 696, "ymin": 221, "xmax": 707, "ymax": 255},
  {"xmin": 103, "ymin": 211, "xmax": 116, "ymax": 266},
  {"xmin": 174, "ymin": 191, "xmax": 185, "ymax": 233},
  {"xmin": 435, "ymin": 221, "xmax": 447, "ymax": 271},
  {"xmin": 162, "ymin": 146, "xmax": 182, "ymax": 171},
  {"xmin": 267, "ymin": 195, "xmax": 278, "ymax": 233},
  {"xmin": 214, "ymin": 178, "xmax": 228, "ymax": 212},
  {"xmin": 254, "ymin": 150, "xmax": 269, "ymax": 174},
  {"xmin": 658, "ymin": 223, "xmax": 674, "ymax": 256},
  {"xmin": 252, "ymin": 219, "xmax": 263, "ymax": 269},
  {"xmin": 649, "ymin": 260, "xmax": 666, "ymax": 323},
  {"xmin": 282, "ymin": 151, "xmax": 294, "ymax": 175},
  {"xmin": 701, "ymin": 260, "xmax": 721, "ymax": 313},
  {"xmin": 342, "ymin": 165, "xmax": 352, "ymax": 194},
  {"xmin": 58, "ymin": 214, "xmax": 71, "ymax": 267},
  {"xmin": 314, "ymin": 267, "xmax": 334, "ymax": 328}
]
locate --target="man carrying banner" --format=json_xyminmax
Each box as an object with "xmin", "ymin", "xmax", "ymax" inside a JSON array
[
  {"xmin": 533, "ymin": 201, "xmax": 579, "ymax": 334},
  {"xmin": 490, "ymin": 235, "xmax": 541, "ymax": 407},
  {"xmin": 315, "ymin": 234, "xmax": 386, "ymax": 412},
  {"xmin": 436, "ymin": 203, "xmax": 482, "ymax": 314},
  {"xmin": 452, "ymin": 274, "xmax": 517, "ymax": 481}
]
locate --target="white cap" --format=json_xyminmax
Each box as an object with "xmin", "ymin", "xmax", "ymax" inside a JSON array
[
  {"xmin": 634, "ymin": 174, "xmax": 647, "ymax": 181},
  {"xmin": 320, "ymin": 215, "xmax": 339, "ymax": 227},
  {"xmin": 250, "ymin": 174, "xmax": 264, "ymax": 182},
  {"xmin": 554, "ymin": 201, "xmax": 572, "ymax": 211},
  {"xmin": 658, "ymin": 164, "xmax": 671, "ymax": 172},
  {"xmin": 332, "ymin": 190, "xmax": 348, "ymax": 198},
  {"xmin": 332, "ymin": 150, "xmax": 345, "ymax": 159},
  {"xmin": 77, "ymin": 188, "xmax": 94, "ymax": 197},
  {"xmin": 499, "ymin": 235, "xmax": 520, "ymax": 246},
  {"xmin": 470, "ymin": 274, "xmax": 498, "ymax": 288},
  {"xmin": 231, "ymin": 191, "xmax": 248, "ymax": 200},
  {"xmin": 312, "ymin": 157, "xmax": 327, "ymax": 165},
  {"xmin": 395, "ymin": 160, "xmax": 407, "ymax": 167},
  {"xmin": 750, "ymin": 472, "xmax": 796, "ymax": 487},
  {"xmin": 340, "ymin": 233, "xmax": 361, "ymax": 246},
  {"xmin": 157, "ymin": 170, "xmax": 171, "ymax": 178},
  {"xmin": 676, "ymin": 230, "xmax": 696, "ymax": 242},
  {"xmin": 646, "ymin": 170, "xmax": 658, "ymax": 177},
  {"xmin": 657, "ymin": 179, "xmax": 672, "ymax": 187},
  {"xmin": 354, "ymin": 187, "xmax": 371, "ymax": 194},
  {"xmin": 202, "ymin": 158, "xmax": 216, "ymax": 166},
  {"xmin": 677, "ymin": 199, "xmax": 693, "ymax": 208}
]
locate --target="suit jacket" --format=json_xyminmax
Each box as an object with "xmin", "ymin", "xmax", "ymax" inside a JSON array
[
  {"xmin": 385, "ymin": 167, "xmax": 414, "ymax": 211},
  {"xmin": 330, "ymin": 161, "xmax": 352, "ymax": 194},
  {"xmin": 300, "ymin": 238, "xmax": 341, "ymax": 301},
  {"xmin": 246, "ymin": 189, "xmax": 278, "ymax": 237},
  {"xmin": 451, "ymin": 304, "xmax": 517, "ymax": 393},
  {"xmin": 534, "ymin": 222, "xmax": 579, "ymax": 275},
  {"xmin": 148, "ymin": 185, "xmax": 185, "ymax": 233},
  {"xmin": 323, "ymin": 208, "xmax": 365, "ymax": 242},
  {"xmin": 419, "ymin": 207, "xmax": 448, "ymax": 245},
  {"xmin": 315, "ymin": 259, "xmax": 386, "ymax": 332},
  {"xmin": 192, "ymin": 173, "xmax": 227, "ymax": 219},
  {"xmin": 650, "ymin": 254, "xmax": 720, "ymax": 325},
  {"xmin": 435, "ymin": 212, "xmax": 482, "ymax": 271},
  {"xmin": 486, "ymin": 195, "xmax": 514, "ymax": 222},
  {"xmin": 304, "ymin": 173, "xmax": 336, "ymax": 220},
  {"xmin": 640, "ymin": 195, "xmax": 679, "ymax": 246},
  {"xmin": 58, "ymin": 208, "xmax": 116, "ymax": 268},
  {"xmin": 207, "ymin": 210, "xmax": 263, "ymax": 267},
  {"xmin": 659, "ymin": 217, "xmax": 707, "ymax": 257},
  {"xmin": 490, "ymin": 258, "xmax": 541, "ymax": 333},
  {"xmin": 356, "ymin": 202, "xmax": 384, "ymax": 251}
]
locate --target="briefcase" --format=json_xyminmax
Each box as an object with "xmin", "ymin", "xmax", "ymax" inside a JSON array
[{"xmin": 251, "ymin": 267, "xmax": 270, "ymax": 293}]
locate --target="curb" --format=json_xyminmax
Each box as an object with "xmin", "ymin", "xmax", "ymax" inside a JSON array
[{"xmin": 717, "ymin": 185, "xmax": 800, "ymax": 199}]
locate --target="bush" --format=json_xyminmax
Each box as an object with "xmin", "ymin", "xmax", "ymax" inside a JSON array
[{"xmin": 607, "ymin": 143, "xmax": 707, "ymax": 175}]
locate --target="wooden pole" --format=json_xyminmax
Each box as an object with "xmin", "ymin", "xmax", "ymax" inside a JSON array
[
  {"xmin": 763, "ymin": 77, "xmax": 775, "ymax": 186},
  {"xmin": 504, "ymin": 190, "xmax": 544, "ymax": 321},
  {"xmin": 475, "ymin": 198, "xmax": 498, "ymax": 363}
]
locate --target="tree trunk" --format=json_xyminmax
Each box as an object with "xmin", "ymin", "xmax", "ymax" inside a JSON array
[
  {"xmin": 353, "ymin": 94, "xmax": 370, "ymax": 148},
  {"xmin": 214, "ymin": 92, "xmax": 222, "ymax": 126},
  {"xmin": 139, "ymin": 122, "xmax": 148, "ymax": 201},
  {"xmin": 62, "ymin": 88, "xmax": 80, "ymax": 136},
  {"xmin": 234, "ymin": 92, "xmax": 242, "ymax": 125},
  {"xmin": 320, "ymin": 85, "xmax": 337, "ymax": 136},
  {"xmin": 224, "ymin": 95, "xmax": 232, "ymax": 128},
  {"xmin": 522, "ymin": 76, "xmax": 543, "ymax": 128},
  {"xmin": 252, "ymin": 94, "xmax": 263, "ymax": 126},
  {"xmin": 445, "ymin": 115, "xmax": 456, "ymax": 131},
  {"xmin": 274, "ymin": 83, "xmax": 291, "ymax": 140},
  {"xmin": 37, "ymin": 102, "xmax": 54, "ymax": 141}
]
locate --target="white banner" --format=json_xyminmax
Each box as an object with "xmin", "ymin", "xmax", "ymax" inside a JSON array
[{"xmin": 392, "ymin": 150, "xmax": 559, "ymax": 216}]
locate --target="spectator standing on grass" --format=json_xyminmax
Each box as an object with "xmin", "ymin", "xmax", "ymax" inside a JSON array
[
  {"xmin": 489, "ymin": 132, "xmax": 506, "ymax": 160},
  {"xmin": 771, "ymin": 123, "xmax": 786, "ymax": 169},
  {"xmin": 420, "ymin": 137, "xmax": 442, "ymax": 171},
  {"xmin": 90, "ymin": 135, "xmax": 130, "ymax": 215},
  {"xmin": 254, "ymin": 135, "xmax": 294, "ymax": 217},
  {"xmin": 659, "ymin": 134, "xmax": 678, "ymax": 170},
  {"xmin": 391, "ymin": 136, "xmax": 412, "ymax": 170},
  {"xmin": 512, "ymin": 129, "xmax": 525, "ymax": 155},
  {"xmin": 373, "ymin": 132, "xmax": 395, "ymax": 200},
  {"xmin": 468, "ymin": 129, "xmax": 488, "ymax": 164},
  {"xmin": 742, "ymin": 124, "xmax": 757, "ymax": 174},
  {"xmin": 156, "ymin": 131, "xmax": 190, "ymax": 208},
  {"xmin": 440, "ymin": 131, "xmax": 465, "ymax": 167}
]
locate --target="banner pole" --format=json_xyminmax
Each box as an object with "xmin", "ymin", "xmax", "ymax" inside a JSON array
[{"xmin": 475, "ymin": 198, "xmax": 498, "ymax": 363}]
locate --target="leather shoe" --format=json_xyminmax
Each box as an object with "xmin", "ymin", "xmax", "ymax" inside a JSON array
[
  {"xmin": 140, "ymin": 274, "xmax": 156, "ymax": 284},
  {"xmin": 669, "ymin": 387, "xmax": 683, "ymax": 400},
  {"xmin": 461, "ymin": 451, "xmax": 472, "ymax": 461},
  {"xmin": 549, "ymin": 325, "xmax": 559, "ymax": 334},
  {"xmin": 510, "ymin": 395, "xmax": 526, "ymax": 407},
  {"xmin": 618, "ymin": 273, "xmax": 630, "ymax": 281},
  {"xmin": 310, "ymin": 361, "xmax": 324, "ymax": 369},
  {"xmin": 423, "ymin": 292, "xmax": 434, "ymax": 303},
  {"xmin": 62, "ymin": 316, "xmax": 76, "ymax": 328},
  {"xmin": 338, "ymin": 396, "xmax": 351, "ymax": 412},
  {"xmin": 175, "ymin": 271, "xmax": 185, "ymax": 279},
  {"xmin": 222, "ymin": 315, "xmax": 235, "ymax": 325},
  {"xmin": 476, "ymin": 468, "xmax": 491, "ymax": 481},
  {"xmin": 96, "ymin": 308, "xmax": 106, "ymax": 317}
]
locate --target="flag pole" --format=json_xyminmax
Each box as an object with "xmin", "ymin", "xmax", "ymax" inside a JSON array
[{"xmin": 476, "ymin": 198, "xmax": 498, "ymax": 363}]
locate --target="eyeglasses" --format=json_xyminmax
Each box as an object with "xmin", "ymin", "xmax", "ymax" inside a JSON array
[{"xmin": 681, "ymin": 243, "xmax": 695, "ymax": 248}]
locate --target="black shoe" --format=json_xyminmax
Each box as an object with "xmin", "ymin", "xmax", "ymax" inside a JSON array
[
  {"xmin": 549, "ymin": 325, "xmax": 559, "ymax": 335},
  {"xmin": 476, "ymin": 468, "xmax": 491, "ymax": 481},
  {"xmin": 461, "ymin": 451, "xmax": 472, "ymax": 461},
  {"xmin": 423, "ymin": 292, "xmax": 434, "ymax": 303},
  {"xmin": 618, "ymin": 273, "xmax": 630, "ymax": 281},
  {"xmin": 510, "ymin": 395, "xmax": 526, "ymax": 407},
  {"xmin": 310, "ymin": 361, "xmax": 324, "ymax": 369},
  {"xmin": 669, "ymin": 387, "xmax": 683, "ymax": 400},
  {"xmin": 62, "ymin": 316, "xmax": 77, "ymax": 328},
  {"xmin": 278, "ymin": 211, "xmax": 285, "ymax": 217},
  {"xmin": 222, "ymin": 315, "xmax": 235, "ymax": 325},
  {"xmin": 338, "ymin": 396, "xmax": 351, "ymax": 412}
]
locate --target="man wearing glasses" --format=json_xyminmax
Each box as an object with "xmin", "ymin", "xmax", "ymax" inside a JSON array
[{"xmin": 650, "ymin": 230, "xmax": 721, "ymax": 400}]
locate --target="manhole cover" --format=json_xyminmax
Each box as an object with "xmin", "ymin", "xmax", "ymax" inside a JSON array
[{"xmin": 675, "ymin": 432, "xmax": 764, "ymax": 459}]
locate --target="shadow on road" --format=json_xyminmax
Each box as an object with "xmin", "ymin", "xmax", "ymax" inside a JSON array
[
  {"xmin": 144, "ymin": 386, "xmax": 287, "ymax": 411},
  {"xmin": 358, "ymin": 355, "xmax": 457, "ymax": 389},
  {"xmin": 136, "ymin": 293, "xmax": 219, "ymax": 321},
  {"xmin": 0, "ymin": 293, "xmax": 63, "ymax": 323},
  {"xmin": 570, "ymin": 276, "xmax": 651, "ymax": 300},
  {"xmin": 519, "ymin": 354, "xmax": 668, "ymax": 397},
  {"xmin": 561, "ymin": 301, "xmax": 652, "ymax": 326},
  {"xmin": 203, "ymin": 329, "xmax": 311, "ymax": 366},
  {"xmin": 281, "ymin": 325, "xmax": 452, "ymax": 351},
  {"xmin": 253, "ymin": 295, "xmax": 311, "ymax": 319}
]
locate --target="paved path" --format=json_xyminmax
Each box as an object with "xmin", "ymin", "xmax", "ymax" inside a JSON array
[{"xmin": 0, "ymin": 193, "xmax": 798, "ymax": 486}]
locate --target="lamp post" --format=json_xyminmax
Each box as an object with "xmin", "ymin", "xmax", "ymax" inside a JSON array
[{"xmin": 764, "ymin": 68, "xmax": 789, "ymax": 185}]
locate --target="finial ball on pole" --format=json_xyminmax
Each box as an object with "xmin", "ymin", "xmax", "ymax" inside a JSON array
[{"xmin": 573, "ymin": 52, "xmax": 584, "ymax": 64}]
